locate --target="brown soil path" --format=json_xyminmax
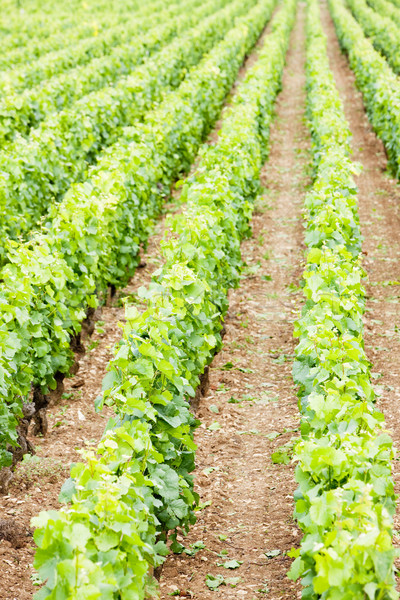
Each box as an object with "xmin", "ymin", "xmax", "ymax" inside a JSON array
[
  {"xmin": 159, "ymin": 5, "xmax": 309, "ymax": 598},
  {"xmin": 0, "ymin": 6, "xmax": 285, "ymax": 599},
  {"xmin": 320, "ymin": 0, "xmax": 400, "ymax": 586}
]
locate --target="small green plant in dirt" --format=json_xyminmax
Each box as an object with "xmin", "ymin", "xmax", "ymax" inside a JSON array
[
  {"xmin": 272, "ymin": 352, "xmax": 294, "ymax": 364},
  {"xmin": 230, "ymin": 340, "xmax": 245, "ymax": 350},
  {"xmin": 183, "ymin": 540, "xmax": 206, "ymax": 556},
  {"xmin": 206, "ymin": 574, "xmax": 241, "ymax": 590},
  {"xmin": 87, "ymin": 339, "xmax": 100, "ymax": 352},
  {"xmin": 94, "ymin": 320, "xmax": 106, "ymax": 335},
  {"xmin": 208, "ymin": 422, "xmax": 221, "ymax": 432},
  {"xmin": 220, "ymin": 361, "xmax": 253, "ymax": 373},
  {"xmin": 286, "ymin": 282, "xmax": 300, "ymax": 294},
  {"xmin": 242, "ymin": 261, "xmax": 262, "ymax": 277},
  {"xmin": 239, "ymin": 316, "xmax": 249, "ymax": 329},
  {"xmin": 263, "ymin": 249, "xmax": 271, "ymax": 260},
  {"xmin": 216, "ymin": 383, "xmax": 230, "ymax": 393},
  {"xmin": 271, "ymin": 438, "xmax": 298, "ymax": 465},
  {"xmin": 13, "ymin": 455, "xmax": 65, "ymax": 489},
  {"xmin": 196, "ymin": 500, "xmax": 212, "ymax": 512},
  {"xmin": 265, "ymin": 549, "xmax": 280, "ymax": 558},
  {"xmin": 254, "ymin": 194, "xmax": 273, "ymax": 214},
  {"xmin": 217, "ymin": 559, "xmax": 242, "ymax": 569},
  {"xmin": 228, "ymin": 393, "xmax": 258, "ymax": 405},
  {"xmin": 259, "ymin": 391, "xmax": 279, "ymax": 403},
  {"xmin": 52, "ymin": 404, "xmax": 70, "ymax": 428},
  {"xmin": 221, "ymin": 361, "xmax": 235, "ymax": 370},
  {"xmin": 239, "ymin": 429, "xmax": 261, "ymax": 436},
  {"xmin": 228, "ymin": 396, "xmax": 242, "ymax": 404},
  {"xmin": 203, "ymin": 466, "xmax": 220, "ymax": 476}
]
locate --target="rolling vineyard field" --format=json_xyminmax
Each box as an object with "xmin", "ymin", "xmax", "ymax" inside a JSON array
[{"xmin": 2, "ymin": 0, "xmax": 400, "ymax": 598}]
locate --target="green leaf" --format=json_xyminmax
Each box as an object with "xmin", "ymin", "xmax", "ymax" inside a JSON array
[
  {"xmin": 218, "ymin": 559, "xmax": 242, "ymax": 569},
  {"xmin": 266, "ymin": 431, "xmax": 281, "ymax": 440},
  {"xmin": 264, "ymin": 549, "xmax": 280, "ymax": 558},
  {"xmin": 287, "ymin": 556, "xmax": 304, "ymax": 581},
  {"xmin": 221, "ymin": 362, "xmax": 235, "ymax": 370},
  {"xmin": 208, "ymin": 422, "xmax": 221, "ymax": 431},
  {"xmin": 206, "ymin": 574, "xmax": 225, "ymax": 590},
  {"xmin": 271, "ymin": 450, "xmax": 290, "ymax": 465}
]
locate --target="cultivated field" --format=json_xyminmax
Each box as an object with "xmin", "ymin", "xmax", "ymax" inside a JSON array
[{"xmin": 1, "ymin": 0, "xmax": 400, "ymax": 598}]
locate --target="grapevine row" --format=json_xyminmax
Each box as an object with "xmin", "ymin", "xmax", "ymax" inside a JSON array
[
  {"xmin": 0, "ymin": 0, "xmax": 276, "ymax": 471},
  {"xmin": 0, "ymin": 0, "xmax": 254, "ymax": 261},
  {"xmin": 0, "ymin": 0, "xmax": 143, "ymax": 55},
  {"xmin": 0, "ymin": 0, "xmax": 192, "ymax": 96},
  {"xmin": 346, "ymin": 0, "xmax": 400, "ymax": 75},
  {"xmin": 366, "ymin": 0, "xmax": 400, "ymax": 28},
  {"xmin": 31, "ymin": 1, "xmax": 296, "ymax": 597},
  {"xmin": 0, "ymin": 0, "xmax": 214, "ymax": 145},
  {"xmin": 288, "ymin": 1, "xmax": 397, "ymax": 597},
  {"xmin": 328, "ymin": 0, "xmax": 400, "ymax": 178},
  {"xmin": 0, "ymin": 0, "xmax": 168, "ymax": 72}
]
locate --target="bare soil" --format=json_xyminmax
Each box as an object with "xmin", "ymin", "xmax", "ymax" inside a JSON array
[
  {"xmin": 320, "ymin": 0, "xmax": 400, "ymax": 588},
  {"xmin": 159, "ymin": 4, "xmax": 310, "ymax": 598}
]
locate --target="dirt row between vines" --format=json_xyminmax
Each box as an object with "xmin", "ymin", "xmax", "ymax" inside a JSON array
[
  {"xmin": 320, "ymin": 1, "xmax": 400, "ymax": 589},
  {"xmin": 159, "ymin": 4, "xmax": 309, "ymax": 597}
]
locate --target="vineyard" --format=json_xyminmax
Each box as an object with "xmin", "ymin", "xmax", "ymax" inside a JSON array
[{"xmin": 2, "ymin": 0, "xmax": 400, "ymax": 598}]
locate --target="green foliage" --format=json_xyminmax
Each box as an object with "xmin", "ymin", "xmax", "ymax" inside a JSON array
[
  {"xmin": 0, "ymin": 0, "xmax": 255, "ymax": 256},
  {"xmin": 0, "ymin": 0, "xmax": 277, "ymax": 469},
  {"xmin": 329, "ymin": 0, "xmax": 400, "ymax": 178},
  {"xmin": 0, "ymin": 0, "xmax": 178, "ymax": 97},
  {"xmin": 0, "ymin": 0, "xmax": 225, "ymax": 145},
  {"xmin": 366, "ymin": 0, "xmax": 400, "ymax": 29},
  {"xmin": 0, "ymin": 0, "xmax": 156, "ymax": 71},
  {"xmin": 206, "ymin": 574, "xmax": 226, "ymax": 590},
  {"xmin": 289, "ymin": 2, "xmax": 398, "ymax": 598},
  {"xmin": 0, "ymin": 0, "xmax": 143, "ymax": 56},
  {"xmin": 347, "ymin": 0, "xmax": 400, "ymax": 75},
  {"xmin": 31, "ymin": 1, "xmax": 296, "ymax": 597}
]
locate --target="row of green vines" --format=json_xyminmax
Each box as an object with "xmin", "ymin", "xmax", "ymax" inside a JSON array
[
  {"xmin": 365, "ymin": 0, "xmax": 400, "ymax": 28},
  {"xmin": 288, "ymin": 1, "xmax": 397, "ymax": 598},
  {"xmin": 0, "ymin": 0, "xmax": 241, "ymax": 250},
  {"xmin": 346, "ymin": 0, "xmax": 400, "ymax": 75},
  {"xmin": 0, "ymin": 0, "xmax": 143, "ymax": 57},
  {"xmin": 328, "ymin": 0, "xmax": 400, "ymax": 178}
]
